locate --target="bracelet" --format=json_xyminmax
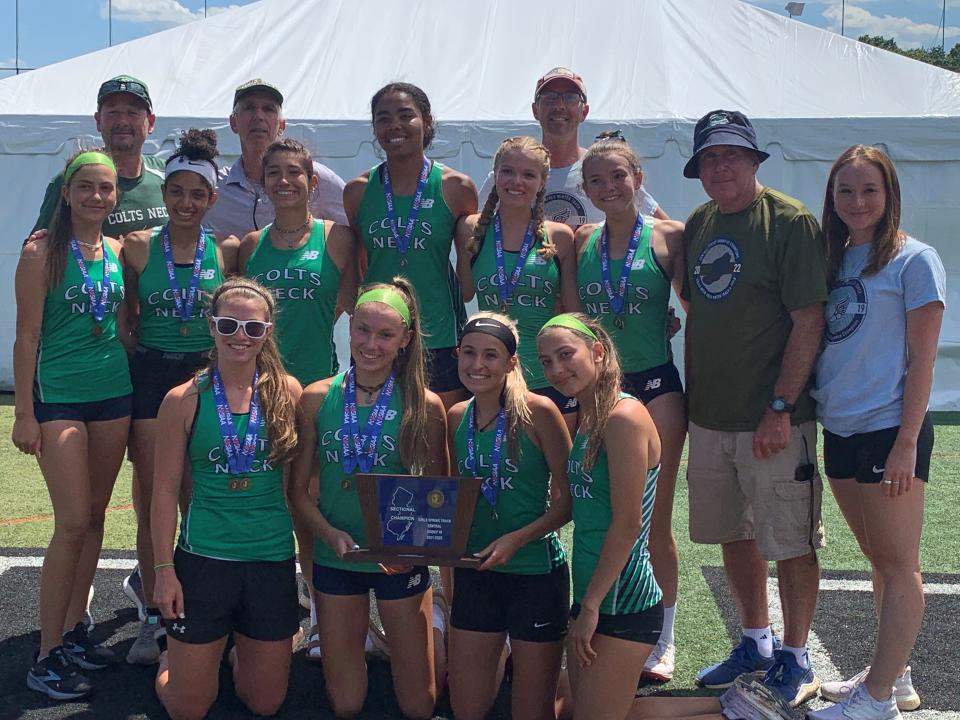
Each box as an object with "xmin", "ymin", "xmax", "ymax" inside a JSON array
[{"xmin": 153, "ymin": 562, "xmax": 175, "ymax": 571}]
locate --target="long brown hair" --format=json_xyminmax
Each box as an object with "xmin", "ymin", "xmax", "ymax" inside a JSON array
[
  {"xmin": 822, "ymin": 144, "xmax": 905, "ymax": 283},
  {"xmin": 45, "ymin": 148, "xmax": 116, "ymax": 287},
  {"xmin": 468, "ymin": 137, "xmax": 555, "ymax": 261},
  {"xmin": 204, "ymin": 277, "xmax": 298, "ymax": 464}
]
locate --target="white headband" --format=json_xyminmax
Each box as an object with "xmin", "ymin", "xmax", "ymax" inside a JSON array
[{"xmin": 164, "ymin": 155, "xmax": 218, "ymax": 188}]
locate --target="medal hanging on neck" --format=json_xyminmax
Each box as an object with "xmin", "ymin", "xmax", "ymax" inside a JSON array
[
  {"xmin": 341, "ymin": 367, "xmax": 397, "ymax": 475},
  {"xmin": 493, "ymin": 212, "xmax": 537, "ymax": 315},
  {"xmin": 161, "ymin": 225, "xmax": 207, "ymax": 338},
  {"xmin": 211, "ymin": 367, "xmax": 262, "ymax": 487},
  {"xmin": 382, "ymin": 158, "xmax": 431, "ymax": 268},
  {"xmin": 69, "ymin": 237, "xmax": 110, "ymax": 337},
  {"xmin": 466, "ymin": 399, "xmax": 506, "ymax": 520},
  {"xmin": 599, "ymin": 215, "xmax": 645, "ymax": 331}
]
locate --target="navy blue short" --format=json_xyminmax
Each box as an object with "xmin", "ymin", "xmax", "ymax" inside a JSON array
[
  {"xmin": 532, "ymin": 385, "xmax": 579, "ymax": 415},
  {"xmin": 823, "ymin": 414, "xmax": 934, "ymax": 484},
  {"xmin": 33, "ymin": 394, "xmax": 132, "ymax": 424},
  {"xmin": 621, "ymin": 361, "xmax": 683, "ymax": 405},
  {"xmin": 426, "ymin": 346, "xmax": 464, "ymax": 394},
  {"xmin": 313, "ymin": 563, "xmax": 430, "ymax": 600},
  {"xmin": 570, "ymin": 600, "xmax": 663, "ymax": 645},
  {"xmin": 131, "ymin": 344, "xmax": 209, "ymax": 420}
]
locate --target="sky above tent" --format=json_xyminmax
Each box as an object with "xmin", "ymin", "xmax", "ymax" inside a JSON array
[{"xmin": 1, "ymin": 0, "xmax": 958, "ymax": 79}]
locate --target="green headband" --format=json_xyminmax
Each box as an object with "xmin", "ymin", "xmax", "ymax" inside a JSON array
[
  {"xmin": 64, "ymin": 151, "xmax": 116, "ymax": 184},
  {"xmin": 355, "ymin": 287, "xmax": 411, "ymax": 326},
  {"xmin": 539, "ymin": 313, "xmax": 598, "ymax": 340}
]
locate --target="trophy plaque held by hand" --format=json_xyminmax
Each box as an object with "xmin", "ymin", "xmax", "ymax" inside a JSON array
[{"xmin": 342, "ymin": 474, "xmax": 483, "ymax": 567}]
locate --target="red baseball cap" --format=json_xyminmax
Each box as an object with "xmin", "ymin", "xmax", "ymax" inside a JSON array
[{"xmin": 534, "ymin": 67, "xmax": 587, "ymax": 100}]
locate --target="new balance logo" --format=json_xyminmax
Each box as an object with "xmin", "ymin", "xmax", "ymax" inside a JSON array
[
  {"xmin": 644, "ymin": 378, "xmax": 662, "ymax": 392},
  {"xmin": 302, "ymin": 250, "xmax": 320, "ymax": 260},
  {"xmin": 199, "ymin": 269, "xmax": 216, "ymax": 280},
  {"xmin": 407, "ymin": 574, "xmax": 422, "ymax": 590},
  {"xmin": 421, "ymin": 199, "xmax": 435, "ymax": 209}
]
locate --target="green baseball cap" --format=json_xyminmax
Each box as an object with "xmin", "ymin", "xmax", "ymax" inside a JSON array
[
  {"xmin": 97, "ymin": 75, "xmax": 152, "ymax": 112},
  {"xmin": 233, "ymin": 78, "xmax": 284, "ymax": 107}
]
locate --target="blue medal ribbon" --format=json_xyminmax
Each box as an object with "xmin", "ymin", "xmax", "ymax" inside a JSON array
[
  {"xmin": 465, "ymin": 399, "xmax": 506, "ymax": 509},
  {"xmin": 492, "ymin": 213, "xmax": 537, "ymax": 309},
  {"xmin": 68, "ymin": 237, "xmax": 110, "ymax": 323},
  {"xmin": 599, "ymin": 214, "xmax": 645, "ymax": 317},
  {"xmin": 211, "ymin": 368, "xmax": 262, "ymax": 475},
  {"xmin": 381, "ymin": 158, "xmax": 431, "ymax": 263},
  {"xmin": 160, "ymin": 224, "xmax": 207, "ymax": 325},
  {"xmin": 340, "ymin": 368, "xmax": 397, "ymax": 475}
]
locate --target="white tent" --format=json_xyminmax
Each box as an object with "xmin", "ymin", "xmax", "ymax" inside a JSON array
[{"xmin": 1, "ymin": 0, "xmax": 957, "ymax": 408}]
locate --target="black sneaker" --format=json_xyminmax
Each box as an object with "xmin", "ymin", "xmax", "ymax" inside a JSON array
[
  {"xmin": 26, "ymin": 646, "xmax": 93, "ymax": 700},
  {"xmin": 61, "ymin": 622, "xmax": 118, "ymax": 670}
]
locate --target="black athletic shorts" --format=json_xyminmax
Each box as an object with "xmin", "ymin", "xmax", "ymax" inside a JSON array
[
  {"xmin": 451, "ymin": 563, "xmax": 569, "ymax": 643},
  {"xmin": 33, "ymin": 394, "xmax": 132, "ymax": 424},
  {"xmin": 823, "ymin": 414, "xmax": 934, "ymax": 483},
  {"xmin": 621, "ymin": 361, "xmax": 683, "ymax": 405},
  {"xmin": 312, "ymin": 563, "xmax": 430, "ymax": 600},
  {"xmin": 425, "ymin": 346, "xmax": 464, "ymax": 394},
  {"xmin": 169, "ymin": 547, "xmax": 299, "ymax": 644},
  {"xmin": 531, "ymin": 385, "xmax": 579, "ymax": 415},
  {"xmin": 570, "ymin": 600, "xmax": 663, "ymax": 645},
  {"xmin": 131, "ymin": 345, "xmax": 210, "ymax": 420}
]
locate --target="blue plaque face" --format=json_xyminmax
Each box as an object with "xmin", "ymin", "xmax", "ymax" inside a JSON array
[{"xmin": 377, "ymin": 475, "xmax": 460, "ymax": 548}]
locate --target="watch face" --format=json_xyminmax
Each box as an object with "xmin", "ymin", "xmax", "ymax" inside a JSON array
[{"xmin": 771, "ymin": 399, "xmax": 786, "ymax": 412}]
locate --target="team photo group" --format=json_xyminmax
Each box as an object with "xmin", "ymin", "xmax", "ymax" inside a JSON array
[{"xmin": 11, "ymin": 65, "xmax": 946, "ymax": 720}]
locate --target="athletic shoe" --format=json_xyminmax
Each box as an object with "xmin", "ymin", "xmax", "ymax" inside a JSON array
[
  {"xmin": 126, "ymin": 614, "xmax": 163, "ymax": 665},
  {"xmin": 720, "ymin": 675, "xmax": 793, "ymax": 720},
  {"xmin": 122, "ymin": 565, "xmax": 147, "ymax": 622},
  {"xmin": 367, "ymin": 616, "xmax": 390, "ymax": 661},
  {"xmin": 26, "ymin": 646, "xmax": 92, "ymax": 701},
  {"xmin": 763, "ymin": 649, "xmax": 820, "ymax": 707},
  {"xmin": 697, "ymin": 634, "xmax": 781, "ymax": 689},
  {"xmin": 808, "ymin": 682, "xmax": 901, "ymax": 720},
  {"xmin": 306, "ymin": 624, "xmax": 322, "ymax": 662},
  {"xmin": 61, "ymin": 623, "xmax": 118, "ymax": 671},
  {"xmin": 82, "ymin": 585, "xmax": 95, "ymax": 632},
  {"xmin": 432, "ymin": 591, "xmax": 450, "ymax": 635},
  {"xmin": 642, "ymin": 640, "xmax": 676, "ymax": 682},
  {"xmin": 297, "ymin": 574, "xmax": 312, "ymax": 611},
  {"xmin": 820, "ymin": 667, "xmax": 920, "ymax": 712}
]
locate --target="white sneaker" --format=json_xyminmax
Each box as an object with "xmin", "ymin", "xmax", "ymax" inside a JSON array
[
  {"xmin": 642, "ymin": 640, "xmax": 676, "ymax": 682},
  {"xmin": 820, "ymin": 666, "xmax": 920, "ymax": 712},
  {"xmin": 808, "ymin": 682, "xmax": 901, "ymax": 720},
  {"xmin": 126, "ymin": 615, "xmax": 162, "ymax": 665},
  {"xmin": 297, "ymin": 574, "xmax": 312, "ymax": 611}
]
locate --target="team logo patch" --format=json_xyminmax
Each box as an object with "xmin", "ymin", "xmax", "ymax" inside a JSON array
[
  {"xmin": 420, "ymin": 198, "xmax": 435, "ymax": 209},
  {"xmin": 693, "ymin": 238, "xmax": 742, "ymax": 300},
  {"xmin": 825, "ymin": 279, "xmax": 867, "ymax": 343},
  {"xmin": 545, "ymin": 191, "xmax": 588, "ymax": 227}
]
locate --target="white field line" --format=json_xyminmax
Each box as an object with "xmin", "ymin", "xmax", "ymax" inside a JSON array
[{"xmin": 0, "ymin": 556, "xmax": 305, "ymax": 575}]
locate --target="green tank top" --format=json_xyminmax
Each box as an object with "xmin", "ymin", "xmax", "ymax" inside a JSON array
[
  {"xmin": 179, "ymin": 377, "xmax": 294, "ymax": 562},
  {"xmin": 471, "ymin": 224, "xmax": 559, "ymax": 390},
  {"xmin": 246, "ymin": 220, "xmax": 340, "ymax": 385},
  {"xmin": 137, "ymin": 227, "xmax": 222, "ymax": 352},
  {"xmin": 36, "ymin": 241, "xmax": 132, "ymax": 404},
  {"xmin": 314, "ymin": 371, "xmax": 406, "ymax": 572},
  {"xmin": 453, "ymin": 400, "xmax": 564, "ymax": 575},
  {"xmin": 577, "ymin": 220, "xmax": 671, "ymax": 372},
  {"xmin": 357, "ymin": 161, "xmax": 462, "ymax": 349},
  {"xmin": 567, "ymin": 395, "xmax": 661, "ymax": 615}
]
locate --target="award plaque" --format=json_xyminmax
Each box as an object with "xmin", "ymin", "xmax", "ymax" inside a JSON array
[{"xmin": 342, "ymin": 474, "xmax": 482, "ymax": 567}]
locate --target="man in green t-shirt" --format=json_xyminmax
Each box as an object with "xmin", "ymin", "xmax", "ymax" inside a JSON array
[
  {"xmin": 32, "ymin": 75, "xmax": 167, "ymax": 237},
  {"xmin": 680, "ymin": 110, "xmax": 827, "ymax": 709}
]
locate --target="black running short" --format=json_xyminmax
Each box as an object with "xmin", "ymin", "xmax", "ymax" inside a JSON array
[{"xmin": 823, "ymin": 414, "xmax": 934, "ymax": 483}]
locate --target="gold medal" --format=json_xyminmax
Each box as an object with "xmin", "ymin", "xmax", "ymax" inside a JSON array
[
  {"xmin": 499, "ymin": 303, "xmax": 508, "ymax": 314},
  {"xmin": 400, "ymin": 256, "xmax": 408, "ymax": 268},
  {"xmin": 91, "ymin": 324, "xmax": 103, "ymax": 337},
  {"xmin": 614, "ymin": 316, "xmax": 625, "ymax": 330},
  {"xmin": 230, "ymin": 477, "xmax": 250, "ymax": 491},
  {"xmin": 180, "ymin": 325, "xmax": 190, "ymax": 337},
  {"xmin": 341, "ymin": 479, "xmax": 351, "ymax": 491}
]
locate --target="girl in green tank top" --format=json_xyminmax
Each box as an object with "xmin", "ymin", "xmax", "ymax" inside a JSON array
[
  {"xmin": 446, "ymin": 312, "xmax": 572, "ymax": 720},
  {"xmin": 14, "ymin": 151, "xmax": 130, "ymax": 699},
  {"xmin": 290, "ymin": 277, "xmax": 449, "ymax": 719},
  {"xmin": 151, "ymin": 277, "xmax": 302, "ymax": 719},
  {"xmin": 240, "ymin": 139, "xmax": 357, "ymax": 387},
  {"xmin": 537, "ymin": 313, "xmax": 663, "ymax": 719},
  {"xmin": 344, "ymin": 82, "xmax": 477, "ymax": 408},
  {"xmin": 454, "ymin": 137, "xmax": 580, "ymax": 396}
]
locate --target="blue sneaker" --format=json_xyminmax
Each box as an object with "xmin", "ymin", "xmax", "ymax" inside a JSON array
[
  {"xmin": 26, "ymin": 646, "xmax": 92, "ymax": 700},
  {"xmin": 696, "ymin": 634, "xmax": 780, "ymax": 689},
  {"xmin": 763, "ymin": 649, "xmax": 820, "ymax": 707}
]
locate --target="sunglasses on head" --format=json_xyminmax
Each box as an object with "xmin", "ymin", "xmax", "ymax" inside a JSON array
[{"xmin": 211, "ymin": 316, "xmax": 273, "ymax": 338}]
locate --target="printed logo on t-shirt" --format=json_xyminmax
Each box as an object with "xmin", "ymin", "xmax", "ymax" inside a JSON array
[
  {"xmin": 824, "ymin": 279, "xmax": 867, "ymax": 344},
  {"xmin": 421, "ymin": 198, "xmax": 435, "ymax": 209},
  {"xmin": 302, "ymin": 250, "xmax": 320, "ymax": 261},
  {"xmin": 693, "ymin": 237, "xmax": 742, "ymax": 301},
  {"xmin": 545, "ymin": 191, "xmax": 587, "ymax": 228}
]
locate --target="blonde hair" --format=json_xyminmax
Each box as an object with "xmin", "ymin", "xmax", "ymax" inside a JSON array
[
  {"xmin": 581, "ymin": 137, "xmax": 643, "ymax": 178},
  {"xmin": 538, "ymin": 312, "xmax": 622, "ymax": 470},
  {"xmin": 468, "ymin": 137, "xmax": 555, "ymax": 261},
  {"xmin": 464, "ymin": 311, "xmax": 531, "ymax": 458},
  {"xmin": 204, "ymin": 277, "xmax": 298, "ymax": 464},
  {"xmin": 356, "ymin": 277, "xmax": 431, "ymax": 474}
]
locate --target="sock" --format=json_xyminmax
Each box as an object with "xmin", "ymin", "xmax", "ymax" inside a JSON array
[
  {"xmin": 432, "ymin": 602, "xmax": 446, "ymax": 633},
  {"xmin": 743, "ymin": 627, "xmax": 774, "ymax": 657},
  {"xmin": 309, "ymin": 599, "xmax": 317, "ymax": 628},
  {"xmin": 364, "ymin": 632, "xmax": 375, "ymax": 652},
  {"xmin": 782, "ymin": 645, "xmax": 810, "ymax": 669},
  {"xmin": 660, "ymin": 604, "xmax": 677, "ymax": 646}
]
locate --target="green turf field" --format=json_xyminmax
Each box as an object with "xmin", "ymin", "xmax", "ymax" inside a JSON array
[{"xmin": 1, "ymin": 395, "xmax": 957, "ymax": 690}]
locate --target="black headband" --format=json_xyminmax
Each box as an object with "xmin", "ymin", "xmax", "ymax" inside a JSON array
[{"xmin": 460, "ymin": 318, "xmax": 517, "ymax": 356}]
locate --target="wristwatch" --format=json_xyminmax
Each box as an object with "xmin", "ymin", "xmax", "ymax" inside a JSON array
[{"xmin": 769, "ymin": 396, "xmax": 795, "ymax": 414}]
